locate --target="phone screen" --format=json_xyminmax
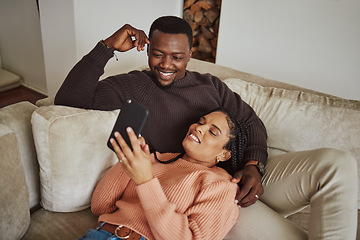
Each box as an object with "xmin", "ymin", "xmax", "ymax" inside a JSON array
[{"xmin": 107, "ymin": 99, "xmax": 149, "ymax": 151}]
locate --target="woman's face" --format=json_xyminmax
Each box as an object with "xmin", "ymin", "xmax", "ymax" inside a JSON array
[{"xmin": 182, "ymin": 111, "xmax": 232, "ymax": 167}]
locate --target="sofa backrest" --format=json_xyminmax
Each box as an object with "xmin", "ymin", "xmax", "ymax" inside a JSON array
[{"xmin": 224, "ymin": 78, "xmax": 360, "ymax": 208}]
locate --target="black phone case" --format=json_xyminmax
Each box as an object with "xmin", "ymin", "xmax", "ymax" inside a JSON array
[{"xmin": 107, "ymin": 99, "xmax": 149, "ymax": 152}]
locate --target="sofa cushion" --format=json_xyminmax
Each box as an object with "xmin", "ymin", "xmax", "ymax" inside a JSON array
[
  {"xmin": 223, "ymin": 78, "xmax": 360, "ymax": 207},
  {"xmin": 0, "ymin": 101, "xmax": 39, "ymax": 209},
  {"xmin": 31, "ymin": 105, "xmax": 118, "ymax": 212},
  {"xmin": 0, "ymin": 124, "xmax": 30, "ymax": 239},
  {"xmin": 22, "ymin": 208, "xmax": 97, "ymax": 240}
]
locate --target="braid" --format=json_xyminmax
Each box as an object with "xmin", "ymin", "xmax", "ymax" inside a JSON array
[
  {"xmin": 229, "ymin": 118, "xmax": 249, "ymax": 175},
  {"xmin": 215, "ymin": 108, "xmax": 249, "ymax": 176}
]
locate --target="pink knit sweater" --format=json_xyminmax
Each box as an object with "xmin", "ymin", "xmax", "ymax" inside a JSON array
[{"xmin": 91, "ymin": 153, "xmax": 239, "ymax": 240}]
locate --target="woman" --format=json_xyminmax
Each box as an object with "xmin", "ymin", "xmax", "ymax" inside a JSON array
[{"xmin": 80, "ymin": 108, "xmax": 248, "ymax": 240}]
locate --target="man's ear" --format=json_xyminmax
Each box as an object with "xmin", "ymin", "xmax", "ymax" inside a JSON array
[
  {"xmin": 218, "ymin": 150, "xmax": 231, "ymax": 162},
  {"xmin": 188, "ymin": 48, "xmax": 192, "ymax": 60}
]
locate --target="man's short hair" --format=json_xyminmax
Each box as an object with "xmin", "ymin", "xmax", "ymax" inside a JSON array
[{"xmin": 149, "ymin": 16, "xmax": 193, "ymax": 48}]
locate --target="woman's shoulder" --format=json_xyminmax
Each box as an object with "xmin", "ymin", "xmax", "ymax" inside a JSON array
[
  {"xmin": 189, "ymin": 166, "xmax": 235, "ymax": 190},
  {"xmin": 204, "ymin": 166, "xmax": 233, "ymax": 181}
]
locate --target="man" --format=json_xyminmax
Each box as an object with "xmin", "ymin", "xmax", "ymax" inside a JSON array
[{"xmin": 56, "ymin": 16, "xmax": 357, "ymax": 239}]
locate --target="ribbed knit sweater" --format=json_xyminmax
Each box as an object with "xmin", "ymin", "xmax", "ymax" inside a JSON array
[
  {"xmin": 55, "ymin": 42, "xmax": 268, "ymax": 166},
  {"xmin": 91, "ymin": 153, "xmax": 239, "ymax": 240}
]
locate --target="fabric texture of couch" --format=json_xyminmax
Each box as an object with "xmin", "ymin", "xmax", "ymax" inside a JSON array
[{"xmin": 0, "ymin": 58, "xmax": 359, "ymax": 240}]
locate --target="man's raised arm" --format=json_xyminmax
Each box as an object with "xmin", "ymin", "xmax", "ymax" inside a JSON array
[{"xmin": 55, "ymin": 24, "xmax": 149, "ymax": 108}]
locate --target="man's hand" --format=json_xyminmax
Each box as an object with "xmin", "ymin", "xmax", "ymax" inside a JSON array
[
  {"xmin": 104, "ymin": 24, "xmax": 150, "ymax": 52},
  {"xmin": 231, "ymin": 165, "xmax": 264, "ymax": 207}
]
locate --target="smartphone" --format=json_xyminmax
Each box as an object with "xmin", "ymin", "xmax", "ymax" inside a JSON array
[{"xmin": 107, "ymin": 99, "xmax": 149, "ymax": 152}]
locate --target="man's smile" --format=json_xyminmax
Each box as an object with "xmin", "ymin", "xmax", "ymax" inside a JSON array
[
  {"xmin": 158, "ymin": 69, "xmax": 176, "ymax": 79},
  {"xmin": 159, "ymin": 71, "xmax": 175, "ymax": 76}
]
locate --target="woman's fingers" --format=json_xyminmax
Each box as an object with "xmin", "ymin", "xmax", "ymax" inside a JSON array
[
  {"xmin": 125, "ymin": 127, "xmax": 142, "ymax": 153},
  {"xmin": 109, "ymin": 137, "xmax": 127, "ymax": 164},
  {"xmin": 113, "ymin": 127, "xmax": 143, "ymax": 161},
  {"xmin": 111, "ymin": 128, "xmax": 153, "ymax": 185},
  {"xmin": 114, "ymin": 131, "xmax": 133, "ymax": 159}
]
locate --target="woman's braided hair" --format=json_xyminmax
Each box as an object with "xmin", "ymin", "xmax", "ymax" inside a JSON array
[{"xmin": 214, "ymin": 107, "xmax": 249, "ymax": 176}]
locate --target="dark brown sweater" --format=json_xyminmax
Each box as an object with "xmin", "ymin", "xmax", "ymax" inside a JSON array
[{"xmin": 55, "ymin": 42, "xmax": 268, "ymax": 166}]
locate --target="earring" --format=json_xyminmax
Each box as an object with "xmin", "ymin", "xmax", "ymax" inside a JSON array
[{"xmin": 216, "ymin": 157, "xmax": 220, "ymax": 164}]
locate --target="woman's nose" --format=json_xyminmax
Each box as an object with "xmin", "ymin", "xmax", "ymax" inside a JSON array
[{"xmin": 195, "ymin": 125, "xmax": 206, "ymax": 134}]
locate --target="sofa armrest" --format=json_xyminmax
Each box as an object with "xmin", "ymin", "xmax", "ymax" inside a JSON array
[
  {"xmin": 0, "ymin": 124, "xmax": 30, "ymax": 239},
  {"xmin": 0, "ymin": 101, "xmax": 39, "ymax": 209}
]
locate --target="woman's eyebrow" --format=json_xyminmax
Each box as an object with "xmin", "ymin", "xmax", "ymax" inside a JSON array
[
  {"xmin": 202, "ymin": 116, "xmax": 222, "ymax": 134},
  {"xmin": 212, "ymin": 124, "xmax": 222, "ymax": 134}
]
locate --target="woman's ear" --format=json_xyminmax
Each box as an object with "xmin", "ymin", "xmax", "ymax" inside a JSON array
[{"xmin": 218, "ymin": 150, "xmax": 231, "ymax": 162}]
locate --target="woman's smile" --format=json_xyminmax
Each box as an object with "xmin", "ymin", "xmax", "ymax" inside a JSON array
[{"xmin": 188, "ymin": 131, "xmax": 200, "ymax": 143}]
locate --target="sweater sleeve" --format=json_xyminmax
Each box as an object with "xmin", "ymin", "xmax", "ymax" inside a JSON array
[
  {"xmin": 136, "ymin": 178, "xmax": 239, "ymax": 240},
  {"xmin": 213, "ymin": 76, "xmax": 268, "ymax": 166},
  {"xmin": 91, "ymin": 162, "xmax": 131, "ymax": 216},
  {"xmin": 54, "ymin": 42, "xmax": 119, "ymax": 109}
]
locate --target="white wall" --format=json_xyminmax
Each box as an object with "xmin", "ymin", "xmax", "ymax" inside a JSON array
[
  {"xmin": 38, "ymin": 0, "xmax": 76, "ymax": 97},
  {"xmin": 217, "ymin": 0, "xmax": 360, "ymax": 100},
  {"xmin": 39, "ymin": 0, "xmax": 183, "ymax": 96},
  {"xmin": 2, "ymin": 1, "xmax": 359, "ymax": 100},
  {"xmin": 0, "ymin": 0, "xmax": 47, "ymax": 94}
]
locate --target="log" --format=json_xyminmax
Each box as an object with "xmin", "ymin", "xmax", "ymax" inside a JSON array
[
  {"xmin": 201, "ymin": 25, "xmax": 215, "ymax": 39},
  {"xmin": 194, "ymin": 11, "xmax": 204, "ymax": 23},
  {"xmin": 204, "ymin": 8, "xmax": 219, "ymax": 23},
  {"xmin": 189, "ymin": 22, "xmax": 199, "ymax": 33},
  {"xmin": 183, "ymin": 0, "xmax": 197, "ymax": 10},
  {"xmin": 210, "ymin": 37, "xmax": 218, "ymax": 48},
  {"xmin": 198, "ymin": 16, "xmax": 210, "ymax": 26},
  {"xmin": 196, "ymin": 0, "xmax": 213, "ymax": 11},
  {"xmin": 198, "ymin": 36, "xmax": 213, "ymax": 53},
  {"xmin": 183, "ymin": 9, "xmax": 194, "ymax": 23},
  {"xmin": 190, "ymin": 4, "xmax": 201, "ymax": 15}
]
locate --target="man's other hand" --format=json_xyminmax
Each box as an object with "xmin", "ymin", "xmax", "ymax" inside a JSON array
[{"xmin": 231, "ymin": 165, "xmax": 264, "ymax": 207}]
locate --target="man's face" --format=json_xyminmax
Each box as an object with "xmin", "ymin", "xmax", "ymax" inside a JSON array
[{"xmin": 148, "ymin": 30, "xmax": 192, "ymax": 87}]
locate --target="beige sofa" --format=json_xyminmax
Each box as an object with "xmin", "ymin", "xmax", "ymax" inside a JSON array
[{"xmin": 1, "ymin": 58, "xmax": 359, "ymax": 240}]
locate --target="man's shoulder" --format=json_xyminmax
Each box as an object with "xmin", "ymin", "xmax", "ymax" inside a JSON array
[
  {"xmin": 186, "ymin": 70, "xmax": 222, "ymax": 84},
  {"xmin": 187, "ymin": 70, "xmax": 218, "ymax": 78},
  {"xmin": 127, "ymin": 69, "xmax": 151, "ymax": 76},
  {"xmin": 104, "ymin": 69, "xmax": 152, "ymax": 82}
]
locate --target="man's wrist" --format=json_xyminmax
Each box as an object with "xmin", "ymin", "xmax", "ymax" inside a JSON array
[
  {"xmin": 244, "ymin": 160, "xmax": 265, "ymax": 176},
  {"xmin": 100, "ymin": 39, "xmax": 114, "ymax": 51}
]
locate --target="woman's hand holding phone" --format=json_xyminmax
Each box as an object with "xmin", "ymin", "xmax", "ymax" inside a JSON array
[{"xmin": 109, "ymin": 127, "xmax": 153, "ymax": 185}]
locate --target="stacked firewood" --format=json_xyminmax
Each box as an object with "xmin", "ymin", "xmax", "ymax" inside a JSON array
[{"xmin": 183, "ymin": 0, "xmax": 222, "ymax": 63}]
